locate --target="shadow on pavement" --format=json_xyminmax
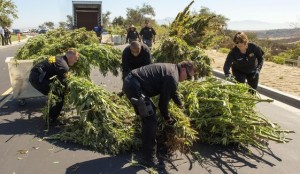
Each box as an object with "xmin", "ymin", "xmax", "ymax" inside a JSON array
[
  {"xmin": 0, "ymin": 97, "xmax": 46, "ymax": 118},
  {"xmin": 0, "ymin": 97, "xmax": 47, "ymax": 138},
  {"xmin": 191, "ymin": 142, "xmax": 281, "ymax": 174},
  {"xmin": 65, "ymin": 154, "xmax": 171, "ymax": 174}
]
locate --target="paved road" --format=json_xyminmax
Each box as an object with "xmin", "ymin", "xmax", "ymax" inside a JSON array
[
  {"xmin": 0, "ymin": 43, "xmax": 25, "ymax": 95},
  {"xmin": 0, "ymin": 44, "xmax": 299, "ymax": 174}
]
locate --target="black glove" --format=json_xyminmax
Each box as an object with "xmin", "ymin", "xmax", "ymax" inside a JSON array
[
  {"xmin": 252, "ymin": 70, "xmax": 259, "ymax": 79},
  {"xmin": 178, "ymin": 104, "xmax": 184, "ymax": 109},
  {"xmin": 225, "ymin": 74, "xmax": 235, "ymax": 81},
  {"xmin": 165, "ymin": 116, "xmax": 176, "ymax": 126}
]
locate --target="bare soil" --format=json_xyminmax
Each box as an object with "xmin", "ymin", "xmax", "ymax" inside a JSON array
[{"xmin": 205, "ymin": 50, "xmax": 300, "ymax": 97}]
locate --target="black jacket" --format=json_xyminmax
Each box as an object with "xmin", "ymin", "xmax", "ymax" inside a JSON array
[
  {"xmin": 122, "ymin": 44, "xmax": 152, "ymax": 79},
  {"xmin": 131, "ymin": 63, "xmax": 182, "ymax": 119},
  {"xmin": 223, "ymin": 43, "xmax": 264, "ymax": 75},
  {"xmin": 140, "ymin": 27, "xmax": 156, "ymax": 40},
  {"xmin": 126, "ymin": 30, "xmax": 139, "ymax": 42},
  {"xmin": 31, "ymin": 55, "xmax": 70, "ymax": 83}
]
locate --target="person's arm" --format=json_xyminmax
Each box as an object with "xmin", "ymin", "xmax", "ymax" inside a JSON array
[
  {"xmin": 144, "ymin": 46, "xmax": 153, "ymax": 64},
  {"xmin": 56, "ymin": 63, "xmax": 69, "ymax": 86},
  {"xmin": 171, "ymin": 91, "xmax": 183, "ymax": 108},
  {"xmin": 121, "ymin": 49, "xmax": 130, "ymax": 79},
  {"xmin": 126, "ymin": 32, "xmax": 129, "ymax": 43},
  {"xmin": 223, "ymin": 51, "xmax": 234, "ymax": 77},
  {"xmin": 159, "ymin": 76, "xmax": 177, "ymax": 120},
  {"xmin": 152, "ymin": 28, "xmax": 156, "ymax": 43},
  {"xmin": 255, "ymin": 45, "xmax": 265, "ymax": 72}
]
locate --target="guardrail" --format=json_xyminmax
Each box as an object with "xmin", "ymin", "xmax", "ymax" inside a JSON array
[{"xmin": 285, "ymin": 56, "xmax": 300, "ymax": 68}]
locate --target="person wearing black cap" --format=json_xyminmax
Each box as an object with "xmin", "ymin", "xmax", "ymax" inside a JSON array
[
  {"xmin": 126, "ymin": 24, "xmax": 140, "ymax": 44},
  {"xmin": 122, "ymin": 61, "xmax": 196, "ymax": 168}
]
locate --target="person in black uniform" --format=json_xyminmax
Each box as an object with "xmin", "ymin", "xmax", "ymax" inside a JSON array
[
  {"xmin": 121, "ymin": 41, "xmax": 152, "ymax": 80},
  {"xmin": 4, "ymin": 27, "xmax": 11, "ymax": 45},
  {"xmin": 29, "ymin": 48, "xmax": 79, "ymax": 125},
  {"xmin": 126, "ymin": 25, "xmax": 140, "ymax": 44},
  {"xmin": 122, "ymin": 61, "xmax": 196, "ymax": 168},
  {"xmin": 139, "ymin": 20, "xmax": 156, "ymax": 49},
  {"xmin": 223, "ymin": 32, "xmax": 264, "ymax": 91}
]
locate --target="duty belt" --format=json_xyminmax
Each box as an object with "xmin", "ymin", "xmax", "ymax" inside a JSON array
[
  {"xmin": 37, "ymin": 67, "xmax": 46, "ymax": 83},
  {"xmin": 125, "ymin": 72, "xmax": 141, "ymax": 94}
]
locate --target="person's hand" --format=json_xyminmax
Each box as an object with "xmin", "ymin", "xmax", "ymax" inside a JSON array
[
  {"xmin": 225, "ymin": 74, "xmax": 235, "ymax": 82},
  {"xmin": 165, "ymin": 116, "xmax": 176, "ymax": 126},
  {"xmin": 178, "ymin": 104, "xmax": 184, "ymax": 109},
  {"xmin": 252, "ymin": 70, "xmax": 259, "ymax": 79},
  {"xmin": 225, "ymin": 74, "xmax": 233, "ymax": 80}
]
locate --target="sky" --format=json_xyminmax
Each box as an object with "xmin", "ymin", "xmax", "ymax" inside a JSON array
[{"xmin": 10, "ymin": 0, "xmax": 300, "ymax": 30}]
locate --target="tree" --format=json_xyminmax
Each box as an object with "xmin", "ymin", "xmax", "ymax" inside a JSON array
[
  {"xmin": 112, "ymin": 16, "xmax": 125, "ymax": 26},
  {"xmin": 58, "ymin": 15, "xmax": 73, "ymax": 29},
  {"xmin": 102, "ymin": 11, "xmax": 111, "ymax": 27},
  {"xmin": 38, "ymin": 24, "xmax": 46, "ymax": 30},
  {"xmin": 0, "ymin": 0, "xmax": 18, "ymax": 27},
  {"xmin": 66, "ymin": 15, "xmax": 73, "ymax": 29},
  {"xmin": 59, "ymin": 21, "xmax": 67, "ymax": 28},
  {"xmin": 125, "ymin": 3, "xmax": 155, "ymax": 26},
  {"xmin": 44, "ymin": 21, "xmax": 54, "ymax": 29}
]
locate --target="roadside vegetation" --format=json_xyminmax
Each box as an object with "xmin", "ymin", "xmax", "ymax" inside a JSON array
[{"xmin": 10, "ymin": 34, "xmax": 26, "ymax": 42}]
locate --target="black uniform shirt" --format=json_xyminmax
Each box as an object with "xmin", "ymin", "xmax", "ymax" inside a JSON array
[
  {"xmin": 32, "ymin": 55, "xmax": 70, "ymax": 82},
  {"xmin": 126, "ymin": 30, "xmax": 139, "ymax": 41},
  {"xmin": 140, "ymin": 26, "xmax": 156, "ymax": 40},
  {"xmin": 122, "ymin": 44, "xmax": 152, "ymax": 79},
  {"xmin": 223, "ymin": 43, "xmax": 264, "ymax": 75},
  {"xmin": 131, "ymin": 63, "xmax": 182, "ymax": 119}
]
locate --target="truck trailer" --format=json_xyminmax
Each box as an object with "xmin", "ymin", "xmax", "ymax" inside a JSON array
[{"xmin": 72, "ymin": 1, "xmax": 102, "ymax": 30}]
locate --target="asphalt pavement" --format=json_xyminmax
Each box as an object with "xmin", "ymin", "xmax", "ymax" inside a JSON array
[
  {"xmin": 0, "ymin": 43, "xmax": 299, "ymax": 174},
  {"xmin": 0, "ymin": 42, "xmax": 26, "ymax": 95}
]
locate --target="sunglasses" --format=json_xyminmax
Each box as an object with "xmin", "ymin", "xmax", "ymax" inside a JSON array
[{"xmin": 235, "ymin": 41, "xmax": 247, "ymax": 45}]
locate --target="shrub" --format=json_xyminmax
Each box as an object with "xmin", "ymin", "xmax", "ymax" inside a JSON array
[
  {"xmin": 218, "ymin": 48, "xmax": 230, "ymax": 54},
  {"xmin": 272, "ymin": 55, "xmax": 285, "ymax": 64}
]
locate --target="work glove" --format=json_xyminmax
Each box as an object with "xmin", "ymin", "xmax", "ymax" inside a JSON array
[
  {"xmin": 225, "ymin": 74, "xmax": 235, "ymax": 81},
  {"xmin": 165, "ymin": 115, "xmax": 176, "ymax": 126},
  {"xmin": 178, "ymin": 104, "xmax": 184, "ymax": 109},
  {"xmin": 252, "ymin": 70, "xmax": 259, "ymax": 79}
]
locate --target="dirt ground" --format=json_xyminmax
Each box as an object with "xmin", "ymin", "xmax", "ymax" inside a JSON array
[{"xmin": 205, "ymin": 50, "xmax": 300, "ymax": 97}]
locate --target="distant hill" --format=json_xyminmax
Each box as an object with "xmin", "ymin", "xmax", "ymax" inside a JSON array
[
  {"xmin": 227, "ymin": 20, "xmax": 291, "ymax": 31},
  {"xmin": 252, "ymin": 28, "xmax": 300, "ymax": 40},
  {"xmin": 156, "ymin": 18, "xmax": 300, "ymax": 41}
]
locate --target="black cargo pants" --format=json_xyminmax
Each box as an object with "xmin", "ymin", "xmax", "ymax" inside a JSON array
[
  {"xmin": 232, "ymin": 68, "xmax": 259, "ymax": 90},
  {"xmin": 122, "ymin": 73, "xmax": 157, "ymax": 160},
  {"xmin": 29, "ymin": 71, "xmax": 64, "ymax": 122}
]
